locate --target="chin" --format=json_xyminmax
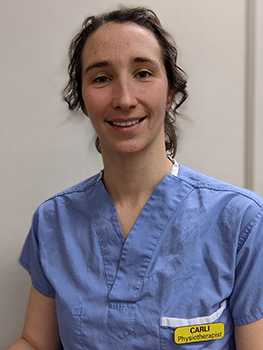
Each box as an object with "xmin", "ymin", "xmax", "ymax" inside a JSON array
[{"xmin": 101, "ymin": 139, "xmax": 145, "ymax": 155}]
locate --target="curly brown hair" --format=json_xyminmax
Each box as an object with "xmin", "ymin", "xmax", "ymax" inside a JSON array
[{"xmin": 63, "ymin": 7, "xmax": 188, "ymax": 157}]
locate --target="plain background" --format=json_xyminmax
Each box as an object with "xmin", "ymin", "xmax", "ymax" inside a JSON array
[{"xmin": 1, "ymin": 0, "xmax": 262, "ymax": 347}]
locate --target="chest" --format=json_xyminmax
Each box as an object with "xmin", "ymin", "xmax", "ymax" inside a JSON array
[
  {"xmin": 114, "ymin": 199, "xmax": 148, "ymax": 239},
  {"xmin": 43, "ymin": 177, "xmax": 241, "ymax": 349},
  {"xmin": 52, "ymin": 210, "xmax": 236, "ymax": 349}
]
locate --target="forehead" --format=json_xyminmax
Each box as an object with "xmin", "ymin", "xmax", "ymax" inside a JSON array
[{"xmin": 82, "ymin": 22, "xmax": 163, "ymax": 63}]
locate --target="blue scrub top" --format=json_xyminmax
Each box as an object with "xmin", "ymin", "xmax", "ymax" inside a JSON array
[{"xmin": 20, "ymin": 163, "xmax": 263, "ymax": 349}]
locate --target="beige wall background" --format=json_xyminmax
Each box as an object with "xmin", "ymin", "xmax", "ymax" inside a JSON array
[{"xmin": 0, "ymin": 0, "xmax": 262, "ymax": 347}]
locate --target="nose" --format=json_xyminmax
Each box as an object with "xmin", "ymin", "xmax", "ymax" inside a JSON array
[{"xmin": 112, "ymin": 77, "xmax": 138, "ymax": 111}]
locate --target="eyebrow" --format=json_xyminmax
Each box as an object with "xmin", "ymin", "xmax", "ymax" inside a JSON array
[
  {"xmin": 83, "ymin": 56, "xmax": 160, "ymax": 75},
  {"xmin": 84, "ymin": 61, "xmax": 110, "ymax": 75},
  {"xmin": 132, "ymin": 56, "xmax": 160, "ymax": 67}
]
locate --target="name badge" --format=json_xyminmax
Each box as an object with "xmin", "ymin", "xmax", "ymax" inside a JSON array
[{"xmin": 174, "ymin": 322, "xmax": 225, "ymax": 344}]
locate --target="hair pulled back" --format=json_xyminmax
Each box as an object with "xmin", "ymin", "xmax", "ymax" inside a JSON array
[{"xmin": 63, "ymin": 7, "xmax": 188, "ymax": 157}]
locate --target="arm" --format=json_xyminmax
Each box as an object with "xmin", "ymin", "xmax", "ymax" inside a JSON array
[
  {"xmin": 6, "ymin": 285, "xmax": 62, "ymax": 350},
  {"xmin": 235, "ymin": 319, "xmax": 263, "ymax": 350}
]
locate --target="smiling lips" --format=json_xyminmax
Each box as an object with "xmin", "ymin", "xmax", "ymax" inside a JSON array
[{"xmin": 108, "ymin": 117, "xmax": 146, "ymax": 127}]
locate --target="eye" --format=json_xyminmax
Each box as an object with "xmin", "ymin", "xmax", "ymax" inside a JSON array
[
  {"xmin": 136, "ymin": 70, "xmax": 152, "ymax": 79},
  {"xmin": 93, "ymin": 76, "xmax": 110, "ymax": 84}
]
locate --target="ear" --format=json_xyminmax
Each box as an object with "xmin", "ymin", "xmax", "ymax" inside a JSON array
[
  {"xmin": 166, "ymin": 90, "xmax": 175, "ymax": 110},
  {"xmin": 80, "ymin": 101, "xmax": 88, "ymax": 117},
  {"xmin": 82, "ymin": 109, "xmax": 89, "ymax": 117}
]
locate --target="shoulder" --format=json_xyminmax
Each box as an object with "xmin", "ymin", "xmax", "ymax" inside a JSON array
[
  {"xmin": 33, "ymin": 172, "xmax": 102, "ymax": 218},
  {"xmin": 177, "ymin": 164, "xmax": 263, "ymax": 208},
  {"xmin": 176, "ymin": 165, "xmax": 263, "ymax": 250},
  {"xmin": 178, "ymin": 166, "xmax": 263, "ymax": 251},
  {"xmin": 51, "ymin": 172, "xmax": 102, "ymax": 197}
]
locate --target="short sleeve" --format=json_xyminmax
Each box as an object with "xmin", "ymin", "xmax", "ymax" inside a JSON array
[
  {"xmin": 230, "ymin": 207, "xmax": 263, "ymax": 326},
  {"xmin": 19, "ymin": 209, "xmax": 55, "ymax": 298}
]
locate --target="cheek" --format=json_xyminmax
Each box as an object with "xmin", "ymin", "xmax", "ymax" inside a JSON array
[
  {"xmin": 82, "ymin": 89, "xmax": 107, "ymax": 117},
  {"xmin": 145, "ymin": 83, "xmax": 169, "ymax": 111}
]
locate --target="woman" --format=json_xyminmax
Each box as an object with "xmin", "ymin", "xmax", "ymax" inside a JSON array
[{"xmin": 7, "ymin": 7, "xmax": 263, "ymax": 350}]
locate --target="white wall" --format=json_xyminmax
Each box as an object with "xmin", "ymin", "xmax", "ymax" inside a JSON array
[
  {"xmin": 254, "ymin": 0, "xmax": 263, "ymax": 194},
  {"xmin": 1, "ymin": 0, "xmax": 262, "ymax": 347}
]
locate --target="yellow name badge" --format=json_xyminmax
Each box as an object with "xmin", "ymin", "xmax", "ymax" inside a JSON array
[{"xmin": 174, "ymin": 323, "xmax": 225, "ymax": 344}]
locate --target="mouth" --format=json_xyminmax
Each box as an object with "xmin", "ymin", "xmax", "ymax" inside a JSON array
[{"xmin": 107, "ymin": 117, "xmax": 146, "ymax": 127}]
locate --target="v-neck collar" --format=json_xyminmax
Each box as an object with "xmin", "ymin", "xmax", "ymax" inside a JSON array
[{"xmin": 89, "ymin": 161, "xmax": 192, "ymax": 301}]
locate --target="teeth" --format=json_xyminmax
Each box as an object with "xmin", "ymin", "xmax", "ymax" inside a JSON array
[{"xmin": 112, "ymin": 119, "xmax": 140, "ymax": 127}]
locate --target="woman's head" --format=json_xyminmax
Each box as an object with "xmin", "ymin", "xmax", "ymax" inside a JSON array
[{"xmin": 63, "ymin": 7, "xmax": 187, "ymax": 157}]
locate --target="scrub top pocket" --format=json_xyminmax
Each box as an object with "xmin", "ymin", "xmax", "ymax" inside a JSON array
[
  {"xmin": 159, "ymin": 300, "xmax": 235, "ymax": 349},
  {"xmin": 56, "ymin": 300, "xmax": 84, "ymax": 350}
]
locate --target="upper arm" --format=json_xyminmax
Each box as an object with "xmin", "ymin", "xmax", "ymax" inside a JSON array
[
  {"xmin": 22, "ymin": 284, "xmax": 62, "ymax": 350},
  {"xmin": 235, "ymin": 319, "xmax": 263, "ymax": 350}
]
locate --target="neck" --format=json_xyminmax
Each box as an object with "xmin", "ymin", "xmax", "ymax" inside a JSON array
[
  {"xmin": 100, "ymin": 146, "xmax": 173, "ymax": 238},
  {"xmin": 101, "ymin": 149, "xmax": 173, "ymax": 204}
]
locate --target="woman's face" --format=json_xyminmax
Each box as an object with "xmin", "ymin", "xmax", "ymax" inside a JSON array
[{"xmin": 81, "ymin": 22, "xmax": 173, "ymax": 158}]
